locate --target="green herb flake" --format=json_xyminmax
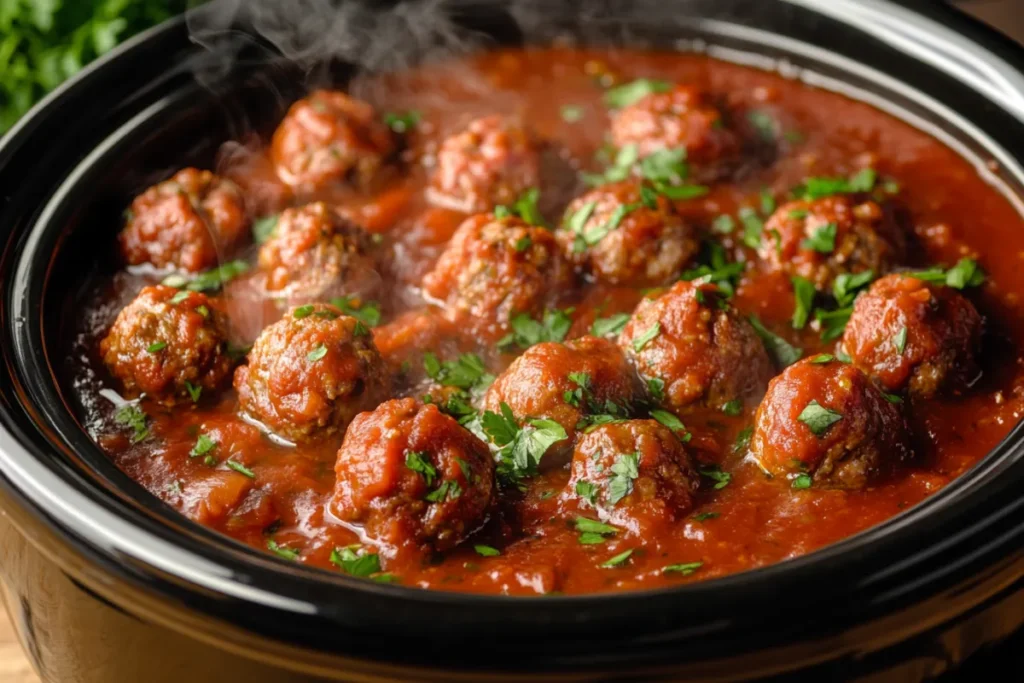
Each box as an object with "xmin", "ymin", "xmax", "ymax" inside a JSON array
[
  {"xmin": 712, "ymin": 214, "xmax": 736, "ymax": 234},
  {"xmin": 631, "ymin": 322, "xmax": 661, "ymax": 352},
  {"xmin": 405, "ymin": 451, "xmax": 437, "ymax": 488},
  {"xmin": 739, "ymin": 207, "xmax": 764, "ymax": 249},
  {"xmin": 514, "ymin": 235, "xmax": 532, "ymax": 252},
  {"xmin": 692, "ymin": 512, "xmax": 719, "ymax": 522},
  {"xmin": 329, "ymin": 296, "xmax": 382, "ymax": 327},
  {"xmin": 607, "ymin": 452, "xmax": 640, "ymax": 505},
  {"xmin": 791, "ymin": 275, "xmax": 815, "ymax": 330},
  {"xmin": 600, "ymin": 549, "xmax": 634, "ymax": 568},
  {"xmin": 575, "ymin": 517, "xmax": 619, "ymax": 535},
  {"xmin": 306, "ymin": 344, "xmax": 328, "ymax": 362},
  {"xmin": 646, "ymin": 377, "xmax": 665, "ymax": 402},
  {"xmin": 797, "ymin": 400, "xmax": 843, "ymax": 436},
  {"xmin": 560, "ymin": 104, "xmax": 585, "ymax": 122},
  {"xmin": 591, "ymin": 312, "xmax": 630, "ymax": 338},
  {"xmin": 169, "ymin": 290, "xmax": 190, "ymax": 305},
  {"xmin": 146, "ymin": 341, "xmax": 167, "ymax": 353},
  {"xmin": 663, "ymin": 561, "xmax": 704, "ymax": 576},
  {"xmin": 499, "ymin": 308, "xmax": 574, "ymax": 352},
  {"xmin": 267, "ymin": 539, "xmax": 300, "ymax": 561},
  {"xmin": 604, "ymin": 78, "xmax": 672, "ymax": 108},
  {"xmin": 184, "ymin": 381, "xmax": 202, "ymax": 403},
  {"xmin": 651, "ymin": 409, "xmax": 690, "ymax": 441},
  {"xmin": 760, "ymin": 189, "xmax": 777, "ymax": 216},
  {"xmin": 575, "ymin": 480, "xmax": 598, "ymax": 505},
  {"xmin": 190, "ymin": 433, "xmax": 216, "ymax": 458},
  {"xmin": 749, "ymin": 315, "xmax": 803, "ymax": 367},
  {"xmin": 330, "ymin": 545, "xmax": 384, "ymax": 577},
  {"xmin": 800, "ymin": 222, "xmax": 837, "ymax": 253},
  {"xmin": 809, "ymin": 354, "xmax": 835, "ymax": 364},
  {"xmin": 383, "ymin": 110, "xmax": 422, "ymax": 133},
  {"xmin": 791, "ymin": 473, "xmax": 813, "ymax": 490},
  {"xmin": 721, "ymin": 399, "xmax": 742, "ymax": 417},
  {"xmin": 177, "ymin": 260, "xmax": 249, "ymax": 292},
  {"xmin": 699, "ymin": 465, "xmax": 732, "ymax": 490},
  {"xmin": 113, "ymin": 404, "xmax": 149, "ymax": 444},
  {"xmin": 882, "ymin": 392, "xmax": 904, "ymax": 404},
  {"xmin": 293, "ymin": 304, "xmax": 315, "ymax": 319},
  {"xmin": 733, "ymin": 426, "xmax": 753, "ymax": 453},
  {"xmin": 894, "ymin": 326, "xmax": 908, "ymax": 354},
  {"xmin": 226, "ymin": 459, "xmax": 255, "ymax": 479},
  {"xmin": 474, "ymin": 545, "xmax": 501, "ymax": 557},
  {"xmin": 253, "ymin": 214, "xmax": 279, "ymax": 244}
]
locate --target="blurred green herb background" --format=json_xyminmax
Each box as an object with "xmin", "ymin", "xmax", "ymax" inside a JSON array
[{"xmin": 0, "ymin": 0, "xmax": 194, "ymax": 134}]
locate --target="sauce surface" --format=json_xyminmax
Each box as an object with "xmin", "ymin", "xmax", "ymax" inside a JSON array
[{"xmin": 66, "ymin": 47, "xmax": 1024, "ymax": 595}]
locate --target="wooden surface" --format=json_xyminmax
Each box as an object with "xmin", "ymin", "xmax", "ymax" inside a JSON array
[{"xmin": 0, "ymin": 2, "xmax": 1019, "ymax": 682}]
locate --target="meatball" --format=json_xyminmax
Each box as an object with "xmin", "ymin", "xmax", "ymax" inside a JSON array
[
  {"xmin": 618, "ymin": 281, "xmax": 773, "ymax": 414},
  {"xmin": 421, "ymin": 213, "xmax": 573, "ymax": 341},
  {"xmin": 270, "ymin": 90, "xmax": 395, "ymax": 191},
  {"xmin": 118, "ymin": 168, "xmax": 248, "ymax": 273},
  {"xmin": 565, "ymin": 420, "xmax": 699, "ymax": 532},
  {"xmin": 841, "ymin": 274, "xmax": 982, "ymax": 398},
  {"xmin": 257, "ymin": 202, "xmax": 380, "ymax": 302},
  {"xmin": 428, "ymin": 116, "xmax": 541, "ymax": 213},
  {"xmin": 610, "ymin": 85, "xmax": 741, "ymax": 180},
  {"xmin": 233, "ymin": 304, "xmax": 389, "ymax": 442},
  {"xmin": 483, "ymin": 336, "xmax": 645, "ymax": 459},
  {"xmin": 100, "ymin": 285, "xmax": 233, "ymax": 403},
  {"xmin": 760, "ymin": 196, "xmax": 906, "ymax": 290},
  {"xmin": 556, "ymin": 181, "xmax": 698, "ymax": 286},
  {"xmin": 751, "ymin": 356, "xmax": 912, "ymax": 489},
  {"xmin": 330, "ymin": 398, "xmax": 495, "ymax": 554}
]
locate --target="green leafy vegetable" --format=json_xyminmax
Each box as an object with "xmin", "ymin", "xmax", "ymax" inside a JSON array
[
  {"xmin": 306, "ymin": 344, "xmax": 328, "ymax": 362},
  {"xmin": 329, "ymin": 295, "xmax": 382, "ymax": 327},
  {"xmin": 252, "ymin": 214, "xmax": 279, "ymax": 244},
  {"xmin": 330, "ymin": 545, "xmax": 384, "ymax": 577},
  {"xmin": 423, "ymin": 352, "xmax": 493, "ymax": 392},
  {"xmin": 791, "ymin": 473, "xmax": 813, "ymax": 490},
  {"xmin": 163, "ymin": 260, "xmax": 249, "ymax": 293},
  {"xmin": 146, "ymin": 341, "xmax": 167, "ymax": 353},
  {"xmin": 800, "ymin": 222, "xmax": 837, "ymax": 253},
  {"xmin": 607, "ymin": 452, "xmax": 640, "ymax": 505},
  {"xmin": 749, "ymin": 315, "xmax": 802, "ymax": 367},
  {"xmin": 604, "ymin": 78, "xmax": 672, "ymax": 108},
  {"xmin": 679, "ymin": 241, "xmax": 746, "ymax": 297},
  {"xmin": 267, "ymin": 539, "xmax": 299, "ymax": 561},
  {"xmin": 651, "ymin": 409, "xmax": 691, "ymax": 442},
  {"xmin": 560, "ymin": 104, "xmax": 585, "ymax": 122},
  {"xmin": 591, "ymin": 313, "xmax": 630, "ymax": 338},
  {"xmin": 797, "ymin": 400, "xmax": 843, "ymax": 436},
  {"xmin": 894, "ymin": 326, "xmax": 908, "ymax": 354},
  {"xmin": 698, "ymin": 465, "xmax": 732, "ymax": 490},
  {"xmin": 631, "ymin": 322, "xmax": 661, "ymax": 352},
  {"xmin": 474, "ymin": 545, "xmax": 501, "ymax": 557},
  {"xmin": 383, "ymin": 110, "xmax": 421, "ymax": 133},
  {"xmin": 405, "ymin": 451, "xmax": 437, "ymax": 487},
  {"xmin": 190, "ymin": 433, "xmax": 216, "ymax": 458},
  {"xmin": 575, "ymin": 480, "xmax": 598, "ymax": 505},
  {"xmin": 712, "ymin": 214, "xmax": 736, "ymax": 234},
  {"xmin": 721, "ymin": 399, "xmax": 742, "ymax": 417},
  {"xmin": 113, "ymin": 403, "xmax": 149, "ymax": 443},
  {"xmin": 692, "ymin": 512, "xmax": 719, "ymax": 522},
  {"xmin": 791, "ymin": 275, "xmax": 815, "ymax": 329},
  {"xmin": 800, "ymin": 168, "xmax": 877, "ymax": 200},
  {"xmin": 808, "ymin": 354, "xmax": 835, "ymax": 364},
  {"xmin": 663, "ymin": 561, "xmax": 704, "ymax": 575},
  {"xmin": 480, "ymin": 403, "xmax": 568, "ymax": 486},
  {"xmin": 600, "ymin": 549, "xmax": 634, "ymax": 568},
  {"xmin": 226, "ymin": 459, "xmax": 255, "ymax": 479},
  {"xmin": 739, "ymin": 207, "xmax": 764, "ymax": 249},
  {"xmin": 499, "ymin": 308, "xmax": 574, "ymax": 351},
  {"xmin": 184, "ymin": 380, "xmax": 202, "ymax": 403}
]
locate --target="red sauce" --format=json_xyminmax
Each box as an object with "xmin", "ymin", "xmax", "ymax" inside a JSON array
[{"xmin": 67, "ymin": 48, "xmax": 1024, "ymax": 595}]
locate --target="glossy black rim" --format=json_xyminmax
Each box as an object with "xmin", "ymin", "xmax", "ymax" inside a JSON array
[{"xmin": 2, "ymin": 0, "xmax": 1024, "ymax": 674}]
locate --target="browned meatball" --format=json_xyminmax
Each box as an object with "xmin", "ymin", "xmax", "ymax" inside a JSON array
[
  {"xmin": 100, "ymin": 285, "xmax": 232, "ymax": 403},
  {"xmin": 751, "ymin": 356, "xmax": 912, "ymax": 489},
  {"xmin": 610, "ymin": 85, "xmax": 741, "ymax": 180},
  {"xmin": 118, "ymin": 168, "xmax": 248, "ymax": 273},
  {"xmin": 270, "ymin": 90, "xmax": 395, "ymax": 191},
  {"xmin": 428, "ymin": 116, "xmax": 541, "ymax": 213},
  {"xmin": 330, "ymin": 398, "xmax": 495, "ymax": 554},
  {"xmin": 760, "ymin": 196, "xmax": 906, "ymax": 290},
  {"xmin": 421, "ymin": 213, "xmax": 573, "ymax": 341},
  {"xmin": 841, "ymin": 274, "xmax": 982, "ymax": 398},
  {"xmin": 257, "ymin": 202, "xmax": 380, "ymax": 302},
  {"xmin": 618, "ymin": 281, "xmax": 773, "ymax": 414},
  {"xmin": 556, "ymin": 181, "xmax": 698, "ymax": 286},
  {"xmin": 564, "ymin": 420, "xmax": 699, "ymax": 532},
  {"xmin": 483, "ymin": 336, "xmax": 645, "ymax": 459},
  {"xmin": 233, "ymin": 304, "xmax": 389, "ymax": 442}
]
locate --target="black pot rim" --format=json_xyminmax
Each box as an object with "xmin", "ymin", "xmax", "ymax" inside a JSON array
[{"xmin": 3, "ymin": 0, "xmax": 1024, "ymax": 674}]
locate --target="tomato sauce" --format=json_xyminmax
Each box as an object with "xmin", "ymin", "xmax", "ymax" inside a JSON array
[{"xmin": 65, "ymin": 47, "xmax": 1024, "ymax": 595}]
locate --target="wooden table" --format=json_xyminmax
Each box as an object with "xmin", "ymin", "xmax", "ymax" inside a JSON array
[{"xmin": 0, "ymin": 1, "xmax": 1020, "ymax": 681}]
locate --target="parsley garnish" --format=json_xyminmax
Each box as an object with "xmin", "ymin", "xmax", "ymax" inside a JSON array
[
  {"xmin": 331, "ymin": 545, "xmax": 384, "ymax": 577},
  {"xmin": 894, "ymin": 326, "xmax": 908, "ymax": 354},
  {"xmin": 791, "ymin": 275, "xmax": 815, "ymax": 329},
  {"xmin": 500, "ymin": 187, "xmax": 544, "ymax": 226},
  {"xmin": 498, "ymin": 308, "xmax": 573, "ymax": 351},
  {"xmin": 480, "ymin": 403, "xmax": 568, "ymax": 486},
  {"xmin": 226, "ymin": 459, "xmax": 255, "ymax": 479},
  {"xmin": 164, "ymin": 260, "xmax": 249, "ymax": 293},
  {"xmin": 383, "ymin": 110, "xmax": 421, "ymax": 133},
  {"xmin": 791, "ymin": 473, "xmax": 813, "ymax": 489},
  {"xmin": 692, "ymin": 512, "xmax": 719, "ymax": 522},
  {"xmin": 514, "ymin": 235, "xmax": 532, "ymax": 252},
  {"xmin": 113, "ymin": 404, "xmax": 149, "ymax": 443},
  {"xmin": 575, "ymin": 516, "xmax": 618, "ymax": 544},
  {"xmin": 146, "ymin": 341, "xmax": 167, "ymax": 353},
  {"xmin": 680, "ymin": 240, "xmax": 745, "ymax": 297},
  {"xmin": 190, "ymin": 433, "xmax": 216, "ymax": 458},
  {"xmin": 267, "ymin": 539, "xmax": 299, "ymax": 561},
  {"xmin": 631, "ymin": 322, "xmax": 661, "ymax": 352},
  {"xmin": 639, "ymin": 148, "xmax": 687, "ymax": 186},
  {"xmin": 591, "ymin": 312, "xmax": 630, "ymax": 338},
  {"xmin": 329, "ymin": 295, "xmax": 382, "ymax": 327},
  {"xmin": 733, "ymin": 427, "xmax": 753, "ymax": 453},
  {"xmin": 663, "ymin": 561, "xmax": 703, "ymax": 575},
  {"xmin": 252, "ymin": 214, "xmax": 279, "ymax": 244},
  {"xmin": 721, "ymin": 399, "xmax": 742, "ymax": 416},
  {"xmin": 882, "ymin": 392, "xmax": 904, "ymax": 404},
  {"xmin": 424, "ymin": 479, "xmax": 462, "ymax": 503},
  {"xmin": 739, "ymin": 207, "xmax": 764, "ymax": 249},
  {"xmin": 800, "ymin": 222, "xmax": 837, "ymax": 253},
  {"xmin": 563, "ymin": 372, "xmax": 591, "ymax": 407},
  {"xmin": 646, "ymin": 377, "xmax": 665, "ymax": 401},
  {"xmin": 560, "ymin": 104, "xmax": 585, "ymax": 122},
  {"xmin": 423, "ymin": 352, "xmax": 493, "ymax": 392},
  {"xmin": 474, "ymin": 545, "xmax": 501, "ymax": 557},
  {"xmin": 604, "ymin": 78, "xmax": 671, "ymax": 108},
  {"xmin": 600, "ymin": 549, "xmax": 634, "ymax": 568},
  {"xmin": 799, "ymin": 168, "xmax": 877, "ymax": 199},
  {"xmin": 798, "ymin": 400, "xmax": 843, "ymax": 436},
  {"xmin": 575, "ymin": 480, "xmax": 598, "ymax": 505},
  {"xmin": 699, "ymin": 465, "xmax": 732, "ymax": 490},
  {"xmin": 293, "ymin": 304, "xmax": 315, "ymax": 319},
  {"xmin": 906, "ymin": 258, "xmax": 985, "ymax": 290},
  {"xmin": 607, "ymin": 452, "xmax": 640, "ymax": 505},
  {"xmin": 405, "ymin": 451, "xmax": 437, "ymax": 487},
  {"xmin": 169, "ymin": 290, "xmax": 190, "ymax": 305},
  {"xmin": 306, "ymin": 344, "xmax": 328, "ymax": 362},
  {"xmin": 809, "ymin": 353, "xmax": 835, "ymax": 364},
  {"xmin": 651, "ymin": 409, "xmax": 691, "ymax": 442},
  {"xmin": 712, "ymin": 215, "xmax": 736, "ymax": 234},
  {"xmin": 184, "ymin": 380, "xmax": 202, "ymax": 403},
  {"xmin": 749, "ymin": 315, "xmax": 802, "ymax": 367},
  {"xmin": 760, "ymin": 189, "xmax": 777, "ymax": 216}
]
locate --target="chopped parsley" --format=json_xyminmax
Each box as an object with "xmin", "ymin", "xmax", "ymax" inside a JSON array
[
  {"xmin": 721, "ymin": 399, "xmax": 742, "ymax": 417},
  {"xmin": 739, "ymin": 207, "xmax": 764, "ymax": 249},
  {"xmin": 747, "ymin": 109, "xmax": 777, "ymax": 141},
  {"xmin": 604, "ymin": 78, "xmax": 671, "ymax": 108},
  {"xmin": 563, "ymin": 372, "xmax": 591, "ymax": 407},
  {"xmin": 882, "ymin": 392, "xmax": 904, "ymax": 404},
  {"xmin": 293, "ymin": 304, "xmax": 315, "ymax": 319},
  {"xmin": 631, "ymin": 322, "xmax": 661, "ymax": 352},
  {"xmin": 499, "ymin": 308, "xmax": 573, "ymax": 351},
  {"xmin": 330, "ymin": 545, "xmax": 385, "ymax": 577},
  {"xmin": 501, "ymin": 187, "xmax": 543, "ymax": 226},
  {"xmin": 760, "ymin": 189, "xmax": 777, "ymax": 216},
  {"xmin": 330, "ymin": 295, "xmax": 382, "ymax": 327},
  {"xmin": 575, "ymin": 516, "xmax": 619, "ymax": 544},
  {"xmin": 425, "ymin": 480, "xmax": 462, "ymax": 503},
  {"xmin": 663, "ymin": 561, "xmax": 703, "ymax": 575},
  {"xmin": 749, "ymin": 315, "xmax": 802, "ymax": 367},
  {"xmin": 791, "ymin": 275, "xmax": 815, "ymax": 329},
  {"xmin": 169, "ymin": 290, "xmax": 191, "ymax": 305},
  {"xmin": 800, "ymin": 222, "xmax": 837, "ymax": 253},
  {"xmin": 797, "ymin": 400, "xmax": 843, "ymax": 436},
  {"xmin": 651, "ymin": 409, "xmax": 691, "ymax": 442},
  {"xmin": 791, "ymin": 473, "xmax": 813, "ymax": 490},
  {"xmin": 698, "ymin": 465, "xmax": 732, "ymax": 490},
  {"xmin": 226, "ymin": 459, "xmax": 255, "ymax": 479},
  {"xmin": 600, "ymin": 549, "xmax": 634, "ymax": 568},
  {"xmin": 907, "ymin": 258, "xmax": 985, "ymax": 290},
  {"xmin": 894, "ymin": 326, "xmax": 908, "ymax": 354},
  {"xmin": 809, "ymin": 353, "xmax": 835, "ymax": 364},
  {"xmin": 733, "ymin": 426, "xmax": 753, "ymax": 453},
  {"xmin": 575, "ymin": 480, "xmax": 598, "ymax": 505},
  {"xmin": 474, "ymin": 545, "xmax": 501, "ymax": 557},
  {"xmin": 164, "ymin": 260, "xmax": 249, "ymax": 292},
  {"xmin": 607, "ymin": 452, "xmax": 640, "ymax": 505},
  {"xmin": 184, "ymin": 380, "xmax": 202, "ymax": 403},
  {"xmin": 692, "ymin": 512, "xmax": 720, "ymax": 522},
  {"xmin": 252, "ymin": 214, "xmax": 279, "ymax": 244},
  {"xmin": 306, "ymin": 344, "xmax": 328, "ymax": 362},
  {"xmin": 405, "ymin": 451, "xmax": 437, "ymax": 487},
  {"xmin": 646, "ymin": 377, "xmax": 665, "ymax": 402},
  {"xmin": 423, "ymin": 352, "xmax": 493, "ymax": 392},
  {"xmin": 479, "ymin": 402, "xmax": 568, "ymax": 486},
  {"xmin": 639, "ymin": 148, "xmax": 688, "ymax": 187},
  {"xmin": 712, "ymin": 214, "xmax": 736, "ymax": 234},
  {"xmin": 383, "ymin": 110, "xmax": 421, "ymax": 133},
  {"xmin": 113, "ymin": 404, "xmax": 149, "ymax": 443},
  {"xmin": 189, "ymin": 433, "xmax": 216, "ymax": 458},
  {"xmin": 680, "ymin": 240, "xmax": 746, "ymax": 297},
  {"xmin": 799, "ymin": 168, "xmax": 877, "ymax": 200},
  {"xmin": 267, "ymin": 539, "xmax": 300, "ymax": 561},
  {"xmin": 591, "ymin": 312, "xmax": 630, "ymax": 338},
  {"xmin": 560, "ymin": 104, "xmax": 585, "ymax": 122},
  {"xmin": 146, "ymin": 341, "xmax": 167, "ymax": 353},
  {"xmin": 514, "ymin": 236, "xmax": 532, "ymax": 252}
]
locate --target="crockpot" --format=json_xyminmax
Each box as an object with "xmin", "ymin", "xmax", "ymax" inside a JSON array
[{"xmin": 3, "ymin": 1, "xmax": 1024, "ymax": 680}]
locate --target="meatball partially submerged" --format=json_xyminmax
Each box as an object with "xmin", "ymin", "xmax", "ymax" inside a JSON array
[
  {"xmin": 752, "ymin": 356, "xmax": 912, "ymax": 489},
  {"xmin": 610, "ymin": 84, "xmax": 741, "ymax": 181},
  {"xmin": 619, "ymin": 281, "xmax": 773, "ymax": 414},
  {"xmin": 557, "ymin": 181, "xmax": 699, "ymax": 287},
  {"xmin": 841, "ymin": 274, "xmax": 983, "ymax": 398},
  {"xmin": 330, "ymin": 398, "xmax": 495, "ymax": 554},
  {"xmin": 565, "ymin": 419, "xmax": 699, "ymax": 532},
  {"xmin": 421, "ymin": 213, "xmax": 573, "ymax": 341},
  {"xmin": 760, "ymin": 195, "xmax": 906, "ymax": 290},
  {"xmin": 428, "ymin": 115, "xmax": 541, "ymax": 213},
  {"xmin": 233, "ymin": 304, "xmax": 389, "ymax": 442},
  {"xmin": 483, "ymin": 336, "xmax": 645, "ymax": 459},
  {"xmin": 101, "ymin": 285, "xmax": 233, "ymax": 403},
  {"xmin": 119, "ymin": 168, "xmax": 249, "ymax": 273},
  {"xmin": 271, "ymin": 90, "xmax": 395, "ymax": 191},
  {"xmin": 258, "ymin": 202, "xmax": 381, "ymax": 302}
]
